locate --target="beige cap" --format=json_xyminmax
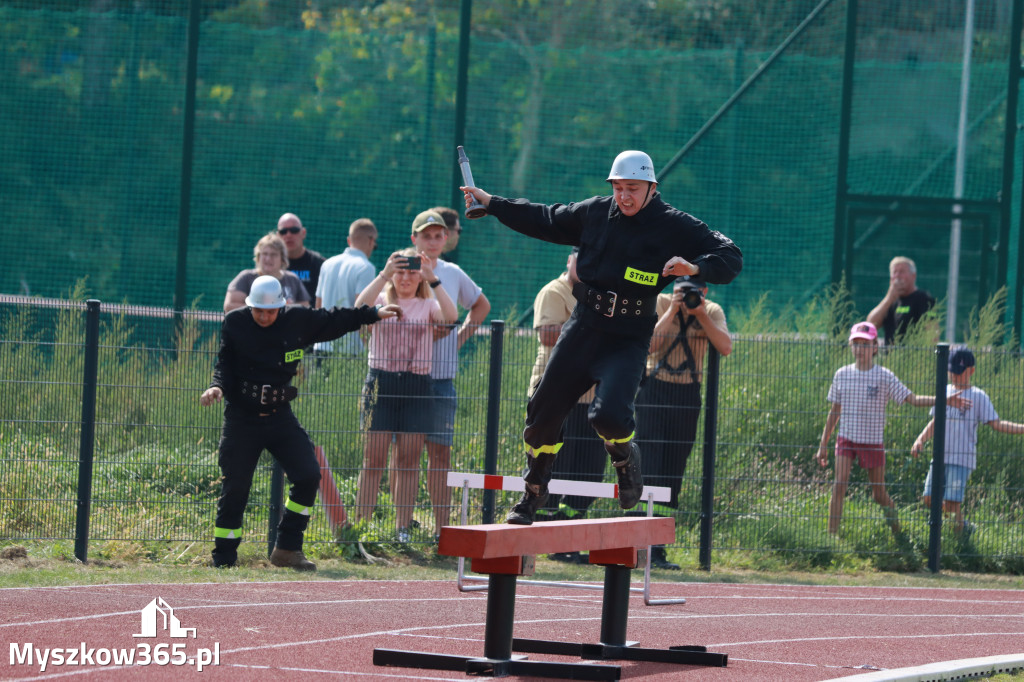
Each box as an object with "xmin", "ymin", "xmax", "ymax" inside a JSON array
[{"xmin": 411, "ymin": 209, "xmax": 447, "ymax": 233}]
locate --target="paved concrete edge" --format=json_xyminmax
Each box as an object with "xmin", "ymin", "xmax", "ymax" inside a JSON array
[{"xmin": 830, "ymin": 653, "xmax": 1024, "ymax": 681}]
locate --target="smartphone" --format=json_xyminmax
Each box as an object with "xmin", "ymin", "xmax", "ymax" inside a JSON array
[{"xmin": 405, "ymin": 256, "xmax": 421, "ymax": 270}]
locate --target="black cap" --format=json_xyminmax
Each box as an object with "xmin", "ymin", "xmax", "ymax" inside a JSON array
[{"xmin": 948, "ymin": 347, "xmax": 976, "ymax": 375}]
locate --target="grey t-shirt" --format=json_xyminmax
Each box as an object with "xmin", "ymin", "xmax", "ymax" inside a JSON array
[{"xmin": 227, "ymin": 269, "xmax": 311, "ymax": 306}]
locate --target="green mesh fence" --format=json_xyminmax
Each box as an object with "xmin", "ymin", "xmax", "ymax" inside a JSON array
[
  {"xmin": 1, "ymin": 1, "xmax": 1019, "ymax": 339},
  {"xmin": 3, "ymin": 297, "xmax": 1024, "ymax": 573}
]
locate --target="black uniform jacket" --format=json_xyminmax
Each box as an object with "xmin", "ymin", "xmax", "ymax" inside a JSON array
[
  {"xmin": 211, "ymin": 304, "xmax": 380, "ymax": 405},
  {"xmin": 488, "ymin": 193, "xmax": 743, "ymax": 337}
]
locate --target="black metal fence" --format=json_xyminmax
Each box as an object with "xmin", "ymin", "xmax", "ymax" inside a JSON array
[{"xmin": 2, "ymin": 297, "xmax": 1022, "ymax": 573}]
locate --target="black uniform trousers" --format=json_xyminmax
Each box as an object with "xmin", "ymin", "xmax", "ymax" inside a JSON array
[
  {"xmin": 635, "ymin": 378, "xmax": 702, "ymax": 508},
  {"xmin": 213, "ymin": 404, "xmax": 321, "ymax": 563},
  {"xmin": 525, "ymin": 311, "xmax": 649, "ymax": 452},
  {"xmin": 537, "ymin": 401, "xmax": 607, "ymax": 520}
]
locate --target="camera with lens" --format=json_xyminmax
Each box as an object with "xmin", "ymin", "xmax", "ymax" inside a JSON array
[{"xmin": 674, "ymin": 277, "xmax": 705, "ymax": 310}]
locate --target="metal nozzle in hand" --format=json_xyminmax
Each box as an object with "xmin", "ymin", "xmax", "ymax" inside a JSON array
[{"xmin": 457, "ymin": 146, "xmax": 487, "ymax": 219}]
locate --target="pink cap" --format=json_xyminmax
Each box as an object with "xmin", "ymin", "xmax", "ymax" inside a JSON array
[{"xmin": 848, "ymin": 321, "xmax": 878, "ymax": 342}]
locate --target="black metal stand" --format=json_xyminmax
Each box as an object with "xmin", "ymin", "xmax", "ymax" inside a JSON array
[
  {"xmin": 513, "ymin": 565, "xmax": 728, "ymax": 668},
  {"xmin": 374, "ymin": 572, "xmax": 621, "ymax": 679},
  {"xmin": 374, "ymin": 563, "xmax": 726, "ymax": 679}
]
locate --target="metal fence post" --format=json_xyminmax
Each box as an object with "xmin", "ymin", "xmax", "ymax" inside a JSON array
[
  {"xmin": 699, "ymin": 346, "xmax": 721, "ymax": 571},
  {"xmin": 928, "ymin": 343, "xmax": 950, "ymax": 573},
  {"xmin": 482, "ymin": 320, "xmax": 505, "ymax": 524},
  {"xmin": 268, "ymin": 461, "xmax": 284, "ymax": 556},
  {"xmin": 74, "ymin": 300, "xmax": 101, "ymax": 563},
  {"xmin": 173, "ymin": 0, "xmax": 200, "ymax": 319},
  {"xmin": 449, "ymin": 0, "xmax": 474, "ymax": 213}
]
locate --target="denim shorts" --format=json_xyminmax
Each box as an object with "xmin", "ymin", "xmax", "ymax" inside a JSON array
[
  {"xmin": 360, "ymin": 369, "xmax": 432, "ymax": 434},
  {"xmin": 923, "ymin": 463, "xmax": 971, "ymax": 503},
  {"xmin": 425, "ymin": 378, "xmax": 457, "ymax": 446}
]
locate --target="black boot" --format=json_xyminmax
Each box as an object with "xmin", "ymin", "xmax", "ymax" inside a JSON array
[
  {"xmin": 606, "ymin": 440, "xmax": 643, "ymax": 509},
  {"xmin": 211, "ymin": 537, "xmax": 240, "ymax": 568},
  {"xmin": 506, "ymin": 452, "xmax": 556, "ymax": 526},
  {"xmin": 549, "ymin": 551, "xmax": 588, "ymax": 564},
  {"xmin": 650, "ymin": 545, "xmax": 680, "ymax": 571}
]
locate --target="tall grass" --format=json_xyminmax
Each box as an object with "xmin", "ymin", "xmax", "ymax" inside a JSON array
[{"xmin": 2, "ymin": 281, "xmax": 1023, "ymax": 573}]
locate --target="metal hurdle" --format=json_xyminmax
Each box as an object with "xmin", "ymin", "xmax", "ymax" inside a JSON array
[{"xmin": 447, "ymin": 472, "xmax": 686, "ymax": 606}]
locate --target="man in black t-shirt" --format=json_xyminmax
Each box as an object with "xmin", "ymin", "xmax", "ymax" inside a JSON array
[
  {"xmin": 867, "ymin": 256, "xmax": 936, "ymax": 344},
  {"xmin": 277, "ymin": 213, "xmax": 326, "ymax": 301}
]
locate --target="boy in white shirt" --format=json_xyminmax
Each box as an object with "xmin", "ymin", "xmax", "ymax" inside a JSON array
[
  {"xmin": 911, "ymin": 347, "xmax": 1024, "ymax": 538},
  {"xmin": 815, "ymin": 321, "xmax": 968, "ymax": 535}
]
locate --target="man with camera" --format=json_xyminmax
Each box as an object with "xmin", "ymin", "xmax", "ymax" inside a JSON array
[{"xmin": 635, "ymin": 276, "xmax": 732, "ymax": 569}]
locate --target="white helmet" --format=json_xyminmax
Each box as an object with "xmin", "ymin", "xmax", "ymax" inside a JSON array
[
  {"xmin": 606, "ymin": 150, "xmax": 657, "ymax": 184},
  {"xmin": 245, "ymin": 275, "xmax": 286, "ymax": 309}
]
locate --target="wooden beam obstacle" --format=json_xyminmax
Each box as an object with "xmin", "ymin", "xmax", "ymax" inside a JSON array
[
  {"xmin": 373, "ymin": 517, "xmax": 728, "ymax": 679},
  {"xmin": 448, "ymin": 472, "xmax": 686, "ymax": 605}
]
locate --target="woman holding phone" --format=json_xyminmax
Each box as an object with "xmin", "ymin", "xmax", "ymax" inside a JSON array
[{"xmin": 353, "ymin": 248, "xmax": 456, "ymax": 541}]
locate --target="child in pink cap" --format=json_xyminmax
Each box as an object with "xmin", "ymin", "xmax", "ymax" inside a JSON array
[{"xmin": 815, "ymin": 321, "xmax": 969, "ymax": 535}]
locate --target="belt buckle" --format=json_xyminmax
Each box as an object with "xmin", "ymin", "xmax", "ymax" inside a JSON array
[
  {"xmin": 603, "ymin": 290, "xmax": 618, "ymax": 317},
  {"xmin": 260, "ymin": 384, "xmax": 272, "ymax": 405}
]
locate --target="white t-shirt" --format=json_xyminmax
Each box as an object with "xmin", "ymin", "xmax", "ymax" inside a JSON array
[
  {"xmin": 827, "ymin": 364, "xmax": 912, "ymax": 444},
  {"xmin": 927, "ymin": 385, "xmax": 999, "ymax": 470},
  {"xmin": 314, "ymin": 247, "xmax": 376, "ymax": 353},
  {"xmin": 430, "ymin": 259, "xmax": 484, "ymax": 380}
]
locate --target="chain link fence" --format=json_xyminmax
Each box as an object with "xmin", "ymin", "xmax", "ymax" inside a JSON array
[{"xmin": 3, "ymin": 296, "xmax": 1022, "ymax": 573}]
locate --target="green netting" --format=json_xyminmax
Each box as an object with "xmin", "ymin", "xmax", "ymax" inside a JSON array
[{"xmin": 0, "ymin": 1, "xmax": 1018, "ymax": 336}]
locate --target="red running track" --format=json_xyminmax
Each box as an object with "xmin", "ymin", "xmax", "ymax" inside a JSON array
[{"xmin": 2, "ymin": 579, "xmax": 1023, "ymax": 680}]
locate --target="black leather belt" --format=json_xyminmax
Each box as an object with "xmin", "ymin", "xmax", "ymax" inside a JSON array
[
  {"xmin": 573, "ymin": 281, "xmax": 656, "ymax": 318},
  {"xmin": 240, "ymin": 380, "xmax": 298, "ymax": 406}
]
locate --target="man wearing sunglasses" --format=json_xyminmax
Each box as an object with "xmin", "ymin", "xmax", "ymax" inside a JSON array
[{"xmin": 277, "ymin": 213, "xmax": 325, "ymax": 302}]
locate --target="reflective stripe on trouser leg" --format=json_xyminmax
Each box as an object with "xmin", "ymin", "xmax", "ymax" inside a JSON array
[
  {"xmin": 277, "ymin": 498, "xmax": 314, "ymax": 551},
  {"xmin": 212, "ymin": 527, "xmax": 242, "ymax": 566},
  {"xmin": 599, "ymin": 431, "xmax": 635, "ymax": 445},
  {"xmin": 285, "ymin": 498, "xmax": 312, "ymax": 516},
  {"xmin": 523, "ymin": 445, "xmax": 560, "ymax": 492},
  {"xmin": 527, "ymin": 442, "xmax": 563, "ymax": 456},
  {"xmin": 601, "ymin": 431, "xmax": 635, "ymax": 463}
]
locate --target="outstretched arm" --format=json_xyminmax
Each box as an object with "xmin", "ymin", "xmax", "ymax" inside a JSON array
[
  {"xmin": 905, "ymin": 390, "xmax": 970, "ymax": 410},
  {"xmin": 461, "ymin": 186, "xmax": 492, "ymax": 208},
  {"xmin": 989, "ymin": 419, "xmax": 1024, "ymax": 435}
]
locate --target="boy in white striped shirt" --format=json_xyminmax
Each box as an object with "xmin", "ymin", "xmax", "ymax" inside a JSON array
[
  {"xmin": 816, "ymin": 321, "xmax": 969, "ymax": 535},
  {"xmin": 911, "ymin": 347, "xmax": 1024, "ymax": 538}
]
